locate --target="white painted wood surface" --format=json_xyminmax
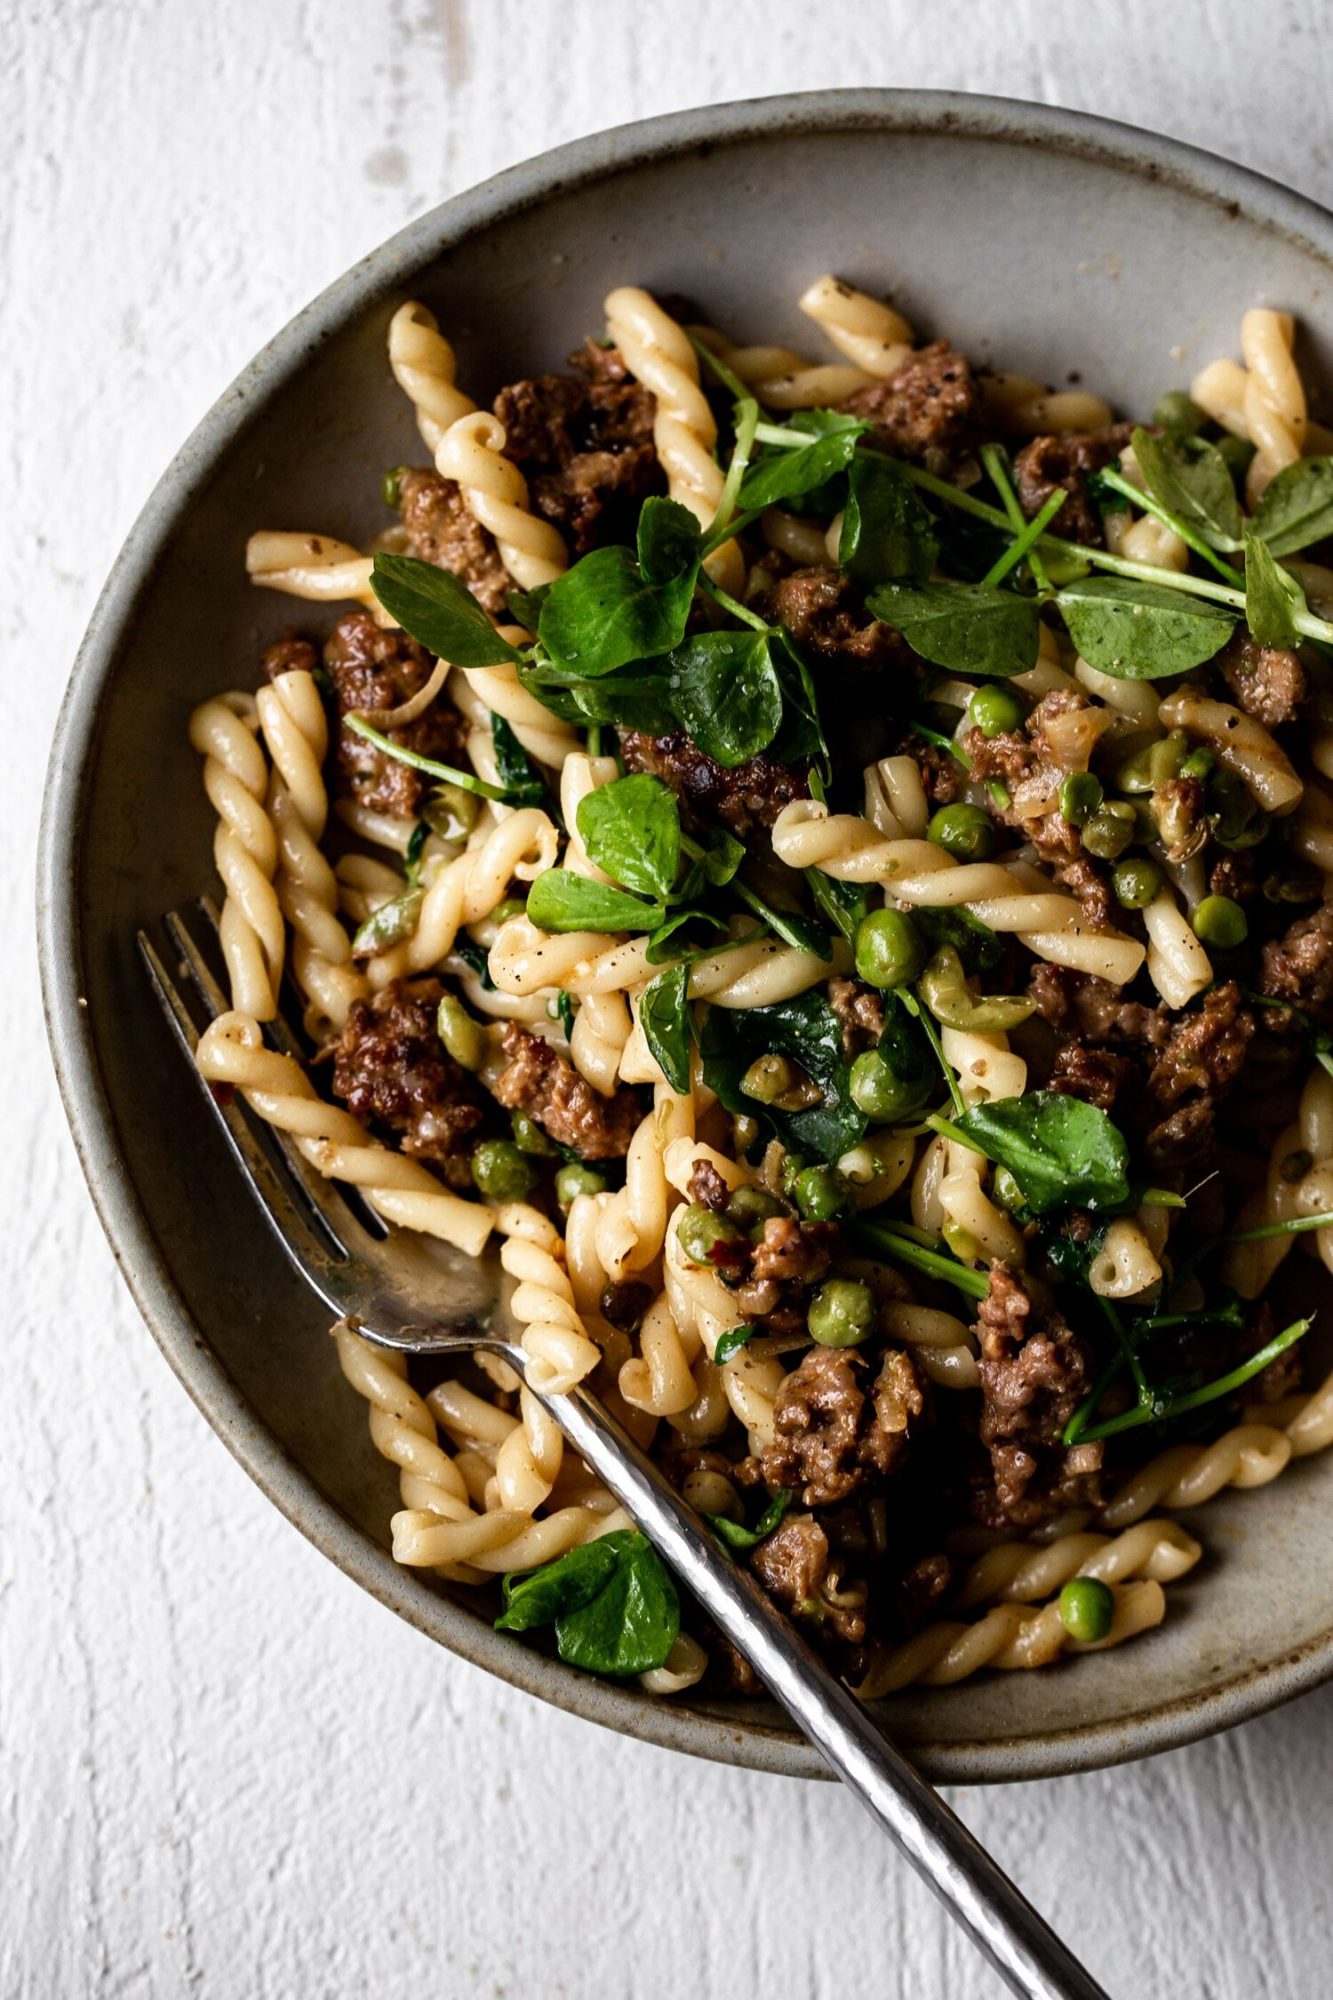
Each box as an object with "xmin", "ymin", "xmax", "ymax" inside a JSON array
[{"xmin": 10, "ymin": 5, "xmax": 1333, "ymax": 1994}]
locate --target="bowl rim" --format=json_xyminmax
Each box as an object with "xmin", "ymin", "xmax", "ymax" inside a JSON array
[{"xmin": 37, "ymin": 85, "xmax": 1333, "ymax": 1784}]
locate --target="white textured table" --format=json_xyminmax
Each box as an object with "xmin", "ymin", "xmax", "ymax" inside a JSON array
[{"xmin": 11, "ymin": 6, "xmax": 1333, "ymax": 1995}]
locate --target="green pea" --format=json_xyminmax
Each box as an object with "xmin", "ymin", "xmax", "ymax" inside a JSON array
[
  {"xmin": 992, "ymin": 1166, "xmax": 1027, "ymax": 1214},
  {"xmin": 791, "ymin": 1165, "xmax": 852, "ymax": 1223},
  {"xmin": 677, "ymin": 1202, "xmax": 743, "ymax": 1266},
  {"xmin": 1111, "ymin": 857, "xmax": 1163, "ymax": 910},
  {"xmin": 471, "ymin": 1139, "xmax": 538, "ymax": 1203},
  {"xmin": 511, "ymin": 1110, "xmax": 556, "ymax": 1157},
  {"xmin": 1217, "ymin": 433, "xmax": 1256, "ymax": 480},
  {"xmin": 849, "ymin": 1049, "xmax": 930, "ymax": 1122},
  {"xmin": 381, "ymin": 465, "xmax": 410, "ymax": 510},
  {"xmin": 1152, "ymin": 390, "xmax": 1206, "ymax": 436},
  {"xmin": 927, "ymin": 803, "xmax": 997, "ymax": 862},
  {"xmin": 854, "ymin": 908, "xmax": 927, "ymax": 991},
  {"xmin": 808, "ymin": 1279, "xmax": 875, "ymax": 1349},
  {"xmin": 491, "ymin": 896, "xmax": 528, "ymax": 925},
  {"xmin": 1192, "ymin": 894, "xmax": 1248, "ymax": 949},
  {"xmin": 1058, "ymin": 1575, "xmax": 1115, "ymax": 1644},
  {"xmin": 1263, "ymin": 867, "xmax": 1323, "ymax": 905},
  {"xmin": 1081, "ymin": 804, "xmax": 1136, "ymax": 860},
  {"xmin": 555, "ymin": 1162, "xmax": 607, "ymax": 1208},
  {"xmin": 1058, "ymin": 771, "xmax": 1103, "ymax": 826},
  {"xmin": 740, "ymin": 1053, "xmax": 819, "ymax": 1109},
  {"xmin": 732, "ymin": 1113, "xmax": 762, "ymax": 1151},
  {"xmin": 1148, "ymin": 730, "xmax": 1189, "ymax": 788},
  {"xmin": 423, "ymin": 783, "xmax": 481, "ymax": 842},
  {"xmin": 1180, "ymin": 747, "xmax": 1216, "ymax": 781},
  {"xmin": 726, "ymin": 1186, "xmax": 786, "ymax": 1231},
  {"xmin": 436, "ymin": 994, "xmax": 485, "ymax": 1071},
  {"xmin": 968, "ymin": 684, "xmax": 1026, "ymax": 739},
  {"xmin": 1209, "ymin": 770, "xmax": 1269, "ymax": 851}
]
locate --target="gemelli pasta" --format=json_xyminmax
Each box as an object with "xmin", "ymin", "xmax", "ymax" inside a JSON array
[{"xmin": 189, "ymin": 279, "xmax": 1333, "ymax": 1699}]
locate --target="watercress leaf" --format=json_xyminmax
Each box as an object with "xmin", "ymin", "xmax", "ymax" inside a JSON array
[
  {"xmin": 867, "ymin": 580, "xmax": 1040, "ymax": 677},
  {"xmin": 644, "ymin": 908, "xmax": 728, "ymax": 963},
  {"xmin": 553, "ymin": 1533, "xmax": 680, "ymax": 1676},
  {"xmin": 700, "ymin": 991, "xmax": 865, "ymax": 1160},
  {"xmin": 576, "ymin": 774, "xmax": 681, "ymax": 901},
  {"xmin": 538, "ymin": 545, "xmax": 698, "ymax": 678},
  {"xmin": 1248, "ymin": 455, "xmax": 1333, "ymax": 556},
  {"xmin": 839, "ymin": 453, "xmax": 939, "ymax": 586},
  {"xmin": 517, "ymin": 654, "xmax": 677, "ymax": 733},
  {"xmin": 1130, "ymin": 426, "xmax": 1243, "ymax": 551},
  {"xmin": 556, "ymin": 990, "xmax": 576, "ymax": 1039},
  {"xmin": 705, "ymin": 1489, "xmax": 793, "ymax": 1550},
  {"xmin": 876, "ymin": 994, "xmax": 934, "ymax": 1112},
  {"xmin": 505, "ymin": 583, "xmax": 551, "ymax": 630},
  {"xmin": 637, "ymin": 496, "xmax": 703, "ymax": 582},
  {"xmin": 525, "ymin": 871, "xmax": 664, "ymax": 935},
  {"xmin": 1244, "ymin": 527, "xmax": 1306, "ymax": 648},
  {"xmin": 806, "ymin": 869, "xmax": 870, "ymax": 947},
  {"xmin": 696, "ymin": 828, "xmax": 745, "ymax": 887},
  {"xmin": 948, "ymin": 1091, "xmax": 1132, "ymax": 1215},
  {"xmin": 639, "ymin": 962, "xmax": 691, "ymax": 1094},
  {"xmin": 739, "ymin": 412, "xmax": 867, "ymax": 510},
  {"xmin": 666, "ymin": 630, "xmax": 784, "ymax": 767},
  {"xmin": 371, "ymin": 554, "xmax": 520, "ymax": 665},
  {"xmin": 732, "ymin": 880, "xmax": 833, "ymax": 960},
  {"xmin": 1055, "ymin": 575, "xmax": 1236, "ymax": 679},
  {"xmin": 496, "ymin": 1534, "xmax": 625, "ymax": 1631},
  {"xmin": 770, "ymin": 630, "xmax": 830, "ymax": 766},
  {"xmin": 713, "ymin": 1324, "xmax": 756, "ymax": 1366},
  {"xmin": 489, "ymin": 712, "xmax": 546, "ymax": 803}
]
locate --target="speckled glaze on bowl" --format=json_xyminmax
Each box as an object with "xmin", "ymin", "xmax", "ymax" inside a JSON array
[{"xmin": 38, "ymin": 90, "xmax": 1333, "ymax": 1782}]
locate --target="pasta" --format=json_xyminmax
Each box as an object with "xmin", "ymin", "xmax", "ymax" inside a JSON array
[{"xmin": 191, "ymin": 281, "xmax": 1333, "ymax": 1705}]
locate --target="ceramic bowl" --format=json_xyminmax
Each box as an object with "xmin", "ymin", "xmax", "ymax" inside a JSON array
[{"xmin": 39, "ymin": 90, "xmax": 1333, "ymax": 1781}]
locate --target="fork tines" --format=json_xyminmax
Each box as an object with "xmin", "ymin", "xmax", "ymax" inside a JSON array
[{"xmin": 137, "ymin": 900, "xmax": 378, "ymax": 1275}]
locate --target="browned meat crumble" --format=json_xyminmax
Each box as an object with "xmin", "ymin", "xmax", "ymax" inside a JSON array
[
  {"xmin": 491, "ymin": 1023, "xmax": 643, "ymax": 1160},
  {"xmin": 320, "ymin": 608, "xmax": 470, "ymax": 818},
  {"xmin": 330, "ymin": 978, "xmax": 485, "ymax": 1183}
]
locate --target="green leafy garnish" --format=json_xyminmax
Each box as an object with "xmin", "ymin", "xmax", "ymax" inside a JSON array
[
  {"xmin": 525, "ymin": 871, "xmax": 664, "ymax": 935},
  {"xmin": 1130, "ymin": 427, "xmax": 1243, "ymax": 552},
  {"xmin": 666, "ymin": 630, "xmax": 784, "ymax": 767},
  {"xmin": 740, "ymin": 411, "xmax": 867, "ymax": 509},
  {"xmin": 576, "ymin": 774, "xmax": 681, "ymax": 902},
  {"xmin": 1248, "ymin": 457, "xmax": 1333, "ymax": 556},
  {"xmin": 806, "ymin": 869, "xmax": 870, "ymax": 947},
  {"xmin": 490, "ymin": 712, "xmax": 546, "ymax": 803},
  {"xmin": 1244, "ymin": 529, "xmax": 1305, "ymax": 649},
  {"xmin": 731, "ymin": 880, "xmax": 834, "ymax": 960},
  {"xmin": 867, "ymin": 580, "xmax": 1041, "ymax": 677},
  {"xmin": 929, "ymin": 1092, "xmax": 1132, "ymax": 1216},
  {"xmin": 639, "ymin": 962, "xmax": 691, "ymax": 1094},
  {"xmin": 1074, "ymin": 1317, "xmax": 1312, "ymax": 1443},
  {"xmin": 371, "ymin": 554, "xmax": 520, "ymax": 665},
  {"xmin": 850, "ymin": 1218, "xmax": 990, "ymax": 1300},
  {"xmin": 538, "ymin": 542, "xmax": 698, "ymax": 679},
  {"xmin": 637, "ymin": 495, "xmax": 703, "ymax": 580},
  {"xmin": 701, "ymin": 990, "xmax": 863, "ymax": 1160},
  {"xmin": 705, "ymin": 1490, "xmax": 792, "ymax": 1551},
  {"xmin": 343, "ymin": 715, "xmax": 515, "ymax": 801},
  {"xmin": 714, "ymin": 1324, "xmax": 757, "ymax": 1365},
  {"xmin": 1055, "ymin": 575, "xmax": 1237, "ymax": 679},
  {"xmin": 496, "ymin": 1530, "xmax": 680, "ymax": 1677},
  {"xmin": 838, "ymin": 453, "xmax": 938, "ymax": 586}
]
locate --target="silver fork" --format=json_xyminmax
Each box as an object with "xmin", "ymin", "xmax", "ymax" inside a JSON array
[{"xmin": 140, "ymin": 900, "xmax": 1109, "ymax": 2000}]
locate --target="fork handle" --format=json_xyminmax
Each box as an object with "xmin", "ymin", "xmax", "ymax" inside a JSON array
[{"xmin": 549, "ymin": 1377, "xmax": 1109, "ymax": 2000}]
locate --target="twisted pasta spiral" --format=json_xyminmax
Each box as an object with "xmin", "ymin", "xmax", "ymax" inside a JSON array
[
  {"xmin": 387, "ymin": 300, "xmax": 476, "ymax": 451},
  {"xmin": 604, "ymin": 287, "xmax": 745, "ymax": 595},
  {"xmin": 1192, "ymin": 308, "xmax": 1306, "ymax": 506},
  {"xmin": 188, "ymin": 692, "xmax": 284, "ymax": 1020},
  {"xmin": 246, "ymin": 530, "xmax": 392, "ymax": 625},
  {"xmin": 435, "ymin": 411, "xmax": 568, "ymax": 590},
  {"xmin": 798, "ymin": 275, "xmax": 913, "ymax": 378},
  {"xmin": 257, "ymin": 666, "xmax": 368, "ymax": 1037},
  {"xmin": 195, "ymin": 1010, "xmax": 495, "ymax": 1256},
  {"xmin": 855, "ymin": 1580, "xmax": 1166, "ymax": 1697}
]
